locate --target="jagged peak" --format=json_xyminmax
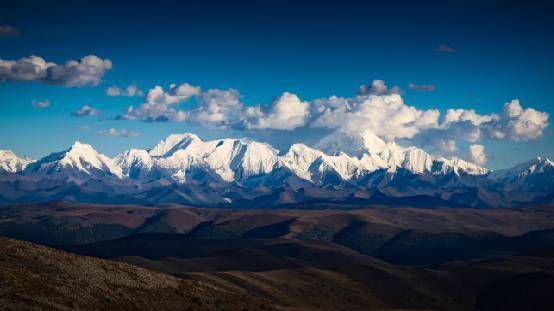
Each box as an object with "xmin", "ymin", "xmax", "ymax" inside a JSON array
[
  {"xmin": 0, "ymin": 149, "xmax": 33, "ymax": 161},
  {"xmin": 115, "ymin": 148, "xmax": 152, "ymax": 165},
  {"xmin": 67, "ymin": 141, "xmax": 97, "ymax": 153},
  {"xmin": 0, "ymin": 149, "xmax": 34, "ymax": 173},
  {"xmin": 490, "ymin": 156, "xmax": 553, "ymax": 180},
  {"xmin": 314, "ymin": 130, "xmax": 387, "ymax": 158},
  {"xmin": 22, "ymin": 140, "xmax": 123, "ymax": 179},
  {"xmin": 0, "ymin": 149, "xmax": 17, "ymax": 157},
  {"xmin": 149, "ymin": 133, "xmax": 202, "ymax": 157},
  {"xmin": 434, "ymin": 156, "xmax": 488, "ymax": 175},
  {"xmin": 119, "ymin": 148, "xmax": 150, "ymax": 157},
  {"xmin": 286, "ymin": 143, "xmax": 322, "ymax": 156}
]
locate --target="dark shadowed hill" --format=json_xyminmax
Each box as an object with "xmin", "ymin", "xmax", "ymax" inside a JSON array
[
  {"xmin": 2, "ymin": 201, "xmax": 554, "ymax": 310},
  {"xmin": 3, "ymin": 202, "xmax": 554, "ymax": 265},
  {"xmin": 0, "ymin": 236, "xmax": 278, "ymax": 310},
  {"xmin": 63, "ymin": 233, "xmax": 554, "ymax": 311}
]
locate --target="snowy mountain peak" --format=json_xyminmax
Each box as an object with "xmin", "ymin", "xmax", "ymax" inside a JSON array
[
  {"xmin": 0, "ymin": 150, "xmax": 16, "ymax": 158},
  {"xmin": 23, "ymin": 141, "xmax": 123, "ymax": 180},
  {"xmin": 114, "ymin": 148, "xmax": 153, "ymax": 176},
  {"xmin": 315, "ymin": 130, "xmax": 386, "ymax": 158},
  {"xmin": 489, "ymin": 156, "xmax": 553, "ymax": 181},
  {"xmin": 529, "ymin": 157, "xmax": 554, "ymax": 173},
  {"xmin": 0, "ymin": 150, "xmax": 34, "ymax": 173},
  {"xmin": 2, "ymin": 132, "xmax": 552, "ymax": 208},
  {"xmin": 433, "ymin": 157, "xmax": 489, "ymax": 175},
  {"xmin": 315, "ymin": 131, "xmax": 439, "ymax": 174},
  {"xmin": 149, "ymin": 133, "xmax": 201, "ymax": 157},
  {"xmin": 146, "ymin": 133, "xmax": 281, "ymax": 182},
  {"xmin": 68, "ymin": 141, "xmax": 97, "ymax": 153}
]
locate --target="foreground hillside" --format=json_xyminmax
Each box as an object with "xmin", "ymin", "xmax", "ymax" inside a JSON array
[
  {"xmin": 2, "ymin": 202, "xmax": 554, "ymax": 310},
  {"xmin": 0, "ymin": 236, "xmax": 277, "ymax": 310},
  {"xmin": 3, "ymin": 234, "xmax": 553, "ymax": 311},
  {"xmin": 81, "ymin": 234, "xmax": 554, "ymax": 311}
]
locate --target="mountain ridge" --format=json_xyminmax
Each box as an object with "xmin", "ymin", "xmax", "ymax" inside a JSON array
[{"xmin": 0, "ymin": 131, "xmax": 552, "ymax": 208}]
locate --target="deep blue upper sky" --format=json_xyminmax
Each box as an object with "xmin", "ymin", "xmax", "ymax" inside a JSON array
[{"xmin": 1, "ymin": 0, "xmax": 553, "ymax": 169}]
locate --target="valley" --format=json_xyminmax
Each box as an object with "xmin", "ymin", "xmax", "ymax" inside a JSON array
[{"xmin": 1, "ymin": 202, "xmax": 554, "ymax": 310}]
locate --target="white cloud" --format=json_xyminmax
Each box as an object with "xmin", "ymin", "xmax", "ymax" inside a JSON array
[
  {"xmin": 358, "ymin": 79, "xmax": 401, "ymax": 95},
  {"xmin": 113, "ymin": 80, "xmax": 548, "ymax": 157},
  {"xmin": 435, "ymin": 99, "xmax": 549, "ymax": 142},
  {"xmin": 0, "ymin": 25, "xmax": 21, "ymax": 37},
  {"xmin": 0, "ymin": 55, "xmax": 112, "ymax": 87},
  {"xmin": 96, "ymin": 128, "xmax": 139, "ymax": 138},
  {"xmin": 71, "ymin": 104, "xmax": 99, "ymax": 117},
  {"xmin": 187, "ymin": 88, "xmax": 244, "ymax": 128},
  {"xmin": 438, "ymin": 139, "xmax": 457, "ymax": 153},
  {"xmin": 106, "ymin": 84, "xmax": 144, "ymax": 97},
  {"xmin": 408, "ymin": 82, "xmax": 435, "ymax": 92},
  {"xmin": 117, "ymin": 83, "xmax": 200, "ymax": 122},
  {"xmin": 310, "ymin": 92, "xmax": 440, "ymax": 141},
  {"xmin": 469, "ymin": 144, "xmax": 486, "ymax": 165},
  {"xmin": 500, "ymin": 99, "xmax": 549, "ymax": 141},
  {"xmin": 31, "ymin": 99, "xmax": 50, "ymax": 109},
  {"xmin": 244, "ymin": 92, "xmax": 310, "ymax": 130}
]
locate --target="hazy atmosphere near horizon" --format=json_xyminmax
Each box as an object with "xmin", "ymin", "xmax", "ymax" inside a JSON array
[
  {"xmin": 2, "ymin": 1, "xmax": 554, "ymax": 310},
  {"xmin": 1, "ymin": 0, "xmax": 553, "ymax": 169}
]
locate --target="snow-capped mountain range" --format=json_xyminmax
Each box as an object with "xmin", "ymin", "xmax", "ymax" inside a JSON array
[{"xmin": 1, "ymin": 131, "xmax": 552, "ymax": 208}]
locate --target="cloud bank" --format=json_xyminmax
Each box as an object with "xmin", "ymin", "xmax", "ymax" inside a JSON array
[
  {"xmin": 117, "ymin": 83, "xmax": 200, "ymax": 122},
  {"xmin": 0, "ymin": 55, "xmax": 112, "ymax": 87},
  {"xmin": 115, "ymin": 80, "xmax": 549, "ymax": 161}
]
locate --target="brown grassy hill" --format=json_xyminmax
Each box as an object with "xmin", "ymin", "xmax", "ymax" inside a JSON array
[
  {"xmin": 64, "ymin": 233, "xmax": 554, "ymax": 311},
  {"xmin": 2, "ymin": 202, "xmax": 554, "ymax": 245},
  {"xmin": 0, "ymin": 236, "xmax": 279, "ymax": 310}
]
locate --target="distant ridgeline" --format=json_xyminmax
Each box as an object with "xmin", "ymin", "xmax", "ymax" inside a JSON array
[{"xmin": 1, "ymin": 131, "xmax": 553, "ymax": 208}]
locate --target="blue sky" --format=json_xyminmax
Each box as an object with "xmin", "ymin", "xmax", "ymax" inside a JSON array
[{"xmin": 0, "ymin": 0, "xmax": 553, "ymax": 169}]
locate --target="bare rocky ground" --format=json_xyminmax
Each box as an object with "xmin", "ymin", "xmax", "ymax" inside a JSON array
[{"xmin": 0, "ymin": 236, "xmax": 279, "ymax": 310}]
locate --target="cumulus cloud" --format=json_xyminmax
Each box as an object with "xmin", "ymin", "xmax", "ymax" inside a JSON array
[
  {"xmin": 106, "ymin": 84, "xmax": 144, "ymax": 97},
  {"xmin": 435, "ymin": 44, "xmax": 456, "ymax": 53},
  {"xmin": 96, "ymin": 128, "xmax": 139, "ymax": 138},
  {"xmin": 0, "ymin": 55, "xmax": 112, "ymax": 87},
  {"xmin": 310, "ymin": 92, "xmax": 440, "ymax": 141},
  {"xmin": 408, "ymin": 82, "xmax": 435, "ymax": 92},
  {"xmin": 436, "ymin": 99, "xmax": 549, "ymax": 142},
  {"xmin": 0, "ymin": 25, "xmax": 21, "ymax": 37},
  {"xmin": 117, "ymin": 83, "xmax": 200, "ymax": 122},
  {"xmin": 499, "ymin": 99, "xmax": 549, "ymax": 141},
  {"xmin": 31, "ymin": 99, "xmax": 50, "ymax": 109},
  {"xmin": 358, "ymin": 79, "xmax": 401, "ymax": 95},
  {"xmin": 244, "ymin": 92, "xmax": 310, "ymax": 130},
  {"xmin": 469, "ymin": 144, "xmax": 486, "ymax": 165},
  {"xmin": 71, "ymin": 104, "xmax": 99, "ymax": 117},
  {"xmin": 114, "ymin": 80, "xmax": 548, "ymax": 157},
  {"xmin": 188, "ymin": 88, "xmax": 244, "ymax": 128}
]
